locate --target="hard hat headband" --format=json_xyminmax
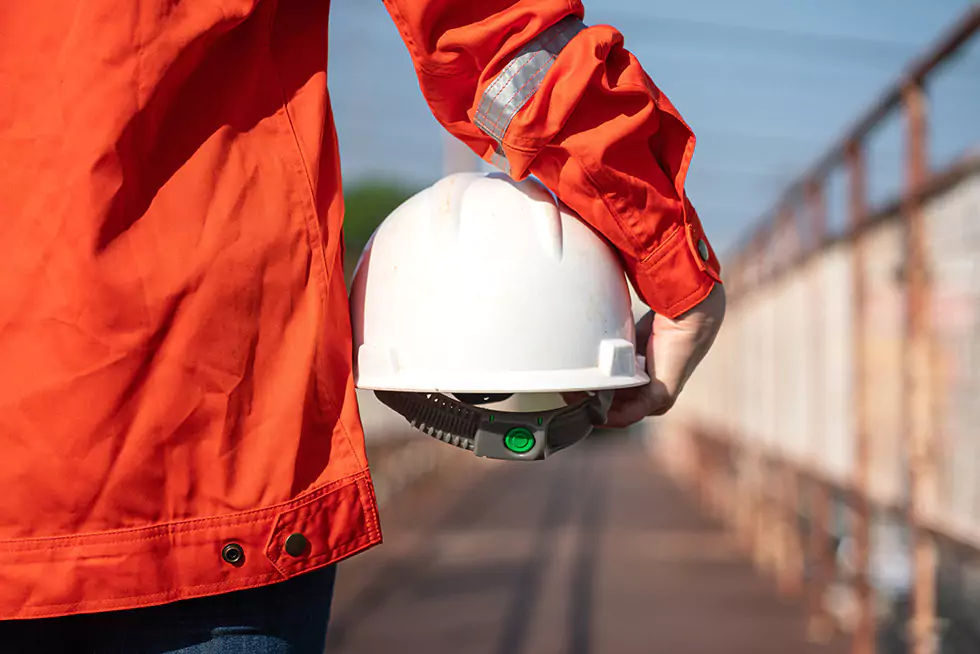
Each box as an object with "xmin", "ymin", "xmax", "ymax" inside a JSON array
[{"xmin": 373, "ymin": 390, "xmax": 613, "ymax": 461}]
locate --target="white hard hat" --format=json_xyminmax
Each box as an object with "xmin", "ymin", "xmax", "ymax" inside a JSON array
[{"xmin": 349, "ymin": 172, "xmax": 649, "ymax": 460}]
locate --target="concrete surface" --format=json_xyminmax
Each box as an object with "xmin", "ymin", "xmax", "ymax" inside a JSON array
[{"xmin": 324, "ymin": 431, "xmax": 853, "ymax": 654}]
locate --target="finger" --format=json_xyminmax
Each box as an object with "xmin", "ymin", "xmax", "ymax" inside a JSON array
[
  {"xmin": 604, "ymin": 399, "xmax": 651, "ymax": 428},
  {"xmin": 603, "ymin": 386, "xmax": 644, "ymax": 425},
  {"xmin": 604, "ymin": 380, "xmax": 671, "ymax": 428},
  {"xmin": 607, "ymin": 385, "xmax": 641, "ymax": 412}
]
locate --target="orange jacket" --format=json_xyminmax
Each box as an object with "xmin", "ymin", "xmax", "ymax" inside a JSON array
[{"xmin": 0, "ymin": 0, "xmax": 720, "ymax": 619}]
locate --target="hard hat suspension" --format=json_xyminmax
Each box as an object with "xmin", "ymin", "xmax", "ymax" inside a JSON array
[{"xmin": 374, "ymin": 390, "xmax": 613, "ymax": 461}]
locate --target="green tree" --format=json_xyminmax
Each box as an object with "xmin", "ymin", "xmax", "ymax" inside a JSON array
[{"xmin": 342, "ymin": 179, "xmax": 419, "ymax": 282}]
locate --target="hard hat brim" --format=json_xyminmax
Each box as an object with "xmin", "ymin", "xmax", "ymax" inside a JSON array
[{"xmin": 354, "ymin": 365, "xmax": 650, "ymax": 394}]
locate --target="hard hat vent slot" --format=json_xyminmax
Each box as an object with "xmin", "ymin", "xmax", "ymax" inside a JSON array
[{"xmin": 452, "ymin": 393, "xmax": 513, "ymax": 405}]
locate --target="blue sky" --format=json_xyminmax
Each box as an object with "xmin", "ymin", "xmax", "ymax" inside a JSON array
[{"xmin": 327, "ymin": 1, "xmax": 980, "ymax": 254}]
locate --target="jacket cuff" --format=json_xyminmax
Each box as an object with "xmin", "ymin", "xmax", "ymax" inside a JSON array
[{"xmin": 628, "ymin": 221, "xmax": 722, "ymax": 319}]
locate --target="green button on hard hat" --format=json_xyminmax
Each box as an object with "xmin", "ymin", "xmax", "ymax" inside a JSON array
[{"xmin": 503, "ymin": 427, "xmax": 536, "ymax": 453}]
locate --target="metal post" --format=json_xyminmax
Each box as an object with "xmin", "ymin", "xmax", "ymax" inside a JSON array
[
  {"xmin": 903, "ymin": 81, "xmax": 937, "ymax": 654},
  {"xmin": 703, "ymin": 434, "xmax": 717, "ymax": 517},
  {"xmin": 756, "ymin": 224, "xmax": 776, "ymax": 576},
  {"xmin": 775, "ymin": 206, "xmax": 805, "ymax": 598},
  {"xmin": 805, "ymin": 179, "xmax": 836, "ymax": 642},
  {"xmin": 848, "ymin": 141, "xmax": 876, "ymax": 654},
  {"xmin": 778, "ymin": 464, "xmax": 806, "ymax": 597},
  {"xmin": 695, "ymin": 428, "xmax": 709, "ymax": 509},
  {"xmin": 730, "ymin": 254, "xmax": 754, "ymax": 556}
]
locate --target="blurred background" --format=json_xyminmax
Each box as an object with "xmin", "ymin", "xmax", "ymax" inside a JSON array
[{"xmin": 325, "ymin": 2, "xmax": 980, "ymax": 653}]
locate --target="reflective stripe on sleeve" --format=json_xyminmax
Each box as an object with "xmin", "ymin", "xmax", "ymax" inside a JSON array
[{"xmin": 474, "ymin": 15, "xmax": 586, "ymax": 145}]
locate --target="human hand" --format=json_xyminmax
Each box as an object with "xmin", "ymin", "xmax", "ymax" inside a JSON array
[{"xmin": 567, "ymin": 283, "xmax": 726, "ymax": 428}]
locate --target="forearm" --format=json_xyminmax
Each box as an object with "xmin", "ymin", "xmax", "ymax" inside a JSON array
[{"xmin": 382, "ymin": 0, "xmax": 722, "ymax": 316}]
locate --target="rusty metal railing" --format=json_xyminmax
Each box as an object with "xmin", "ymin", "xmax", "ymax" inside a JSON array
[{"xmin": 658, "ymin": 8, "xmax": 980, "ymax": 654}]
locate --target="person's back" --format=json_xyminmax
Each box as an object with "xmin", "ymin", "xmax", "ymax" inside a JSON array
[{"xmin": 0, "ymin": 1, "xmax": 723, "ymax": 650}]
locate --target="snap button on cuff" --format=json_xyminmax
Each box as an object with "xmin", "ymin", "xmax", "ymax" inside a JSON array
[{"xmin": 697, "ymin": 239, "xmax": 710, "ymax": 262}]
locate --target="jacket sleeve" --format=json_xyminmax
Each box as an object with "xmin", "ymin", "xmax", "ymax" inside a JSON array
[{"xmin": 381, "ymin": 0, "xmax": 722, "ymax": 318}]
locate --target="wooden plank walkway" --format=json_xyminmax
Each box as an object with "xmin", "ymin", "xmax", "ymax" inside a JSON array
[{"xmin": 325, "ymin": 431, "xmax": 852, "ymax": 654}]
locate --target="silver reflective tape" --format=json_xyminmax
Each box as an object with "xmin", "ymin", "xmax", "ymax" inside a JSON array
[
  {"xmin": 474, "ymin": 15, "xmax": 586, "ymax": 144},
  {"xmin": 490, "ymin": 144, "xmax": 511, "ymax": 174}
]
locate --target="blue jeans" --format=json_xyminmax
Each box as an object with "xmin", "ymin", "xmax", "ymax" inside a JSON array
[{"xmin": 0, "ymin": 565, "xmax": 337, "ymax": 654}]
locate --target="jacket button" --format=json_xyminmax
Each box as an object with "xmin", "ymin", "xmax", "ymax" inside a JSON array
[
  {"xmin": 221, "ymin": 542, "xmax": 245, "ymax": 567},
  {"xmin": 697, "ymin": 239, "xmax": 710, "ymax": 262},
  {"xmin": 284, "ymin": 532, "xmax": 310, "ymax": 558}
]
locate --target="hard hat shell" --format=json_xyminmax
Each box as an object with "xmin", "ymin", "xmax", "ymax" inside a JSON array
[{"xmin": 349, "ymin": 172, "xmax": 649, "ymax": 394}]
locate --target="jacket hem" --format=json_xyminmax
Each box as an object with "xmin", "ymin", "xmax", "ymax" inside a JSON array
[{"xmin": 0, "ymin": 471, "xmax": 382, "ymax": 620}]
